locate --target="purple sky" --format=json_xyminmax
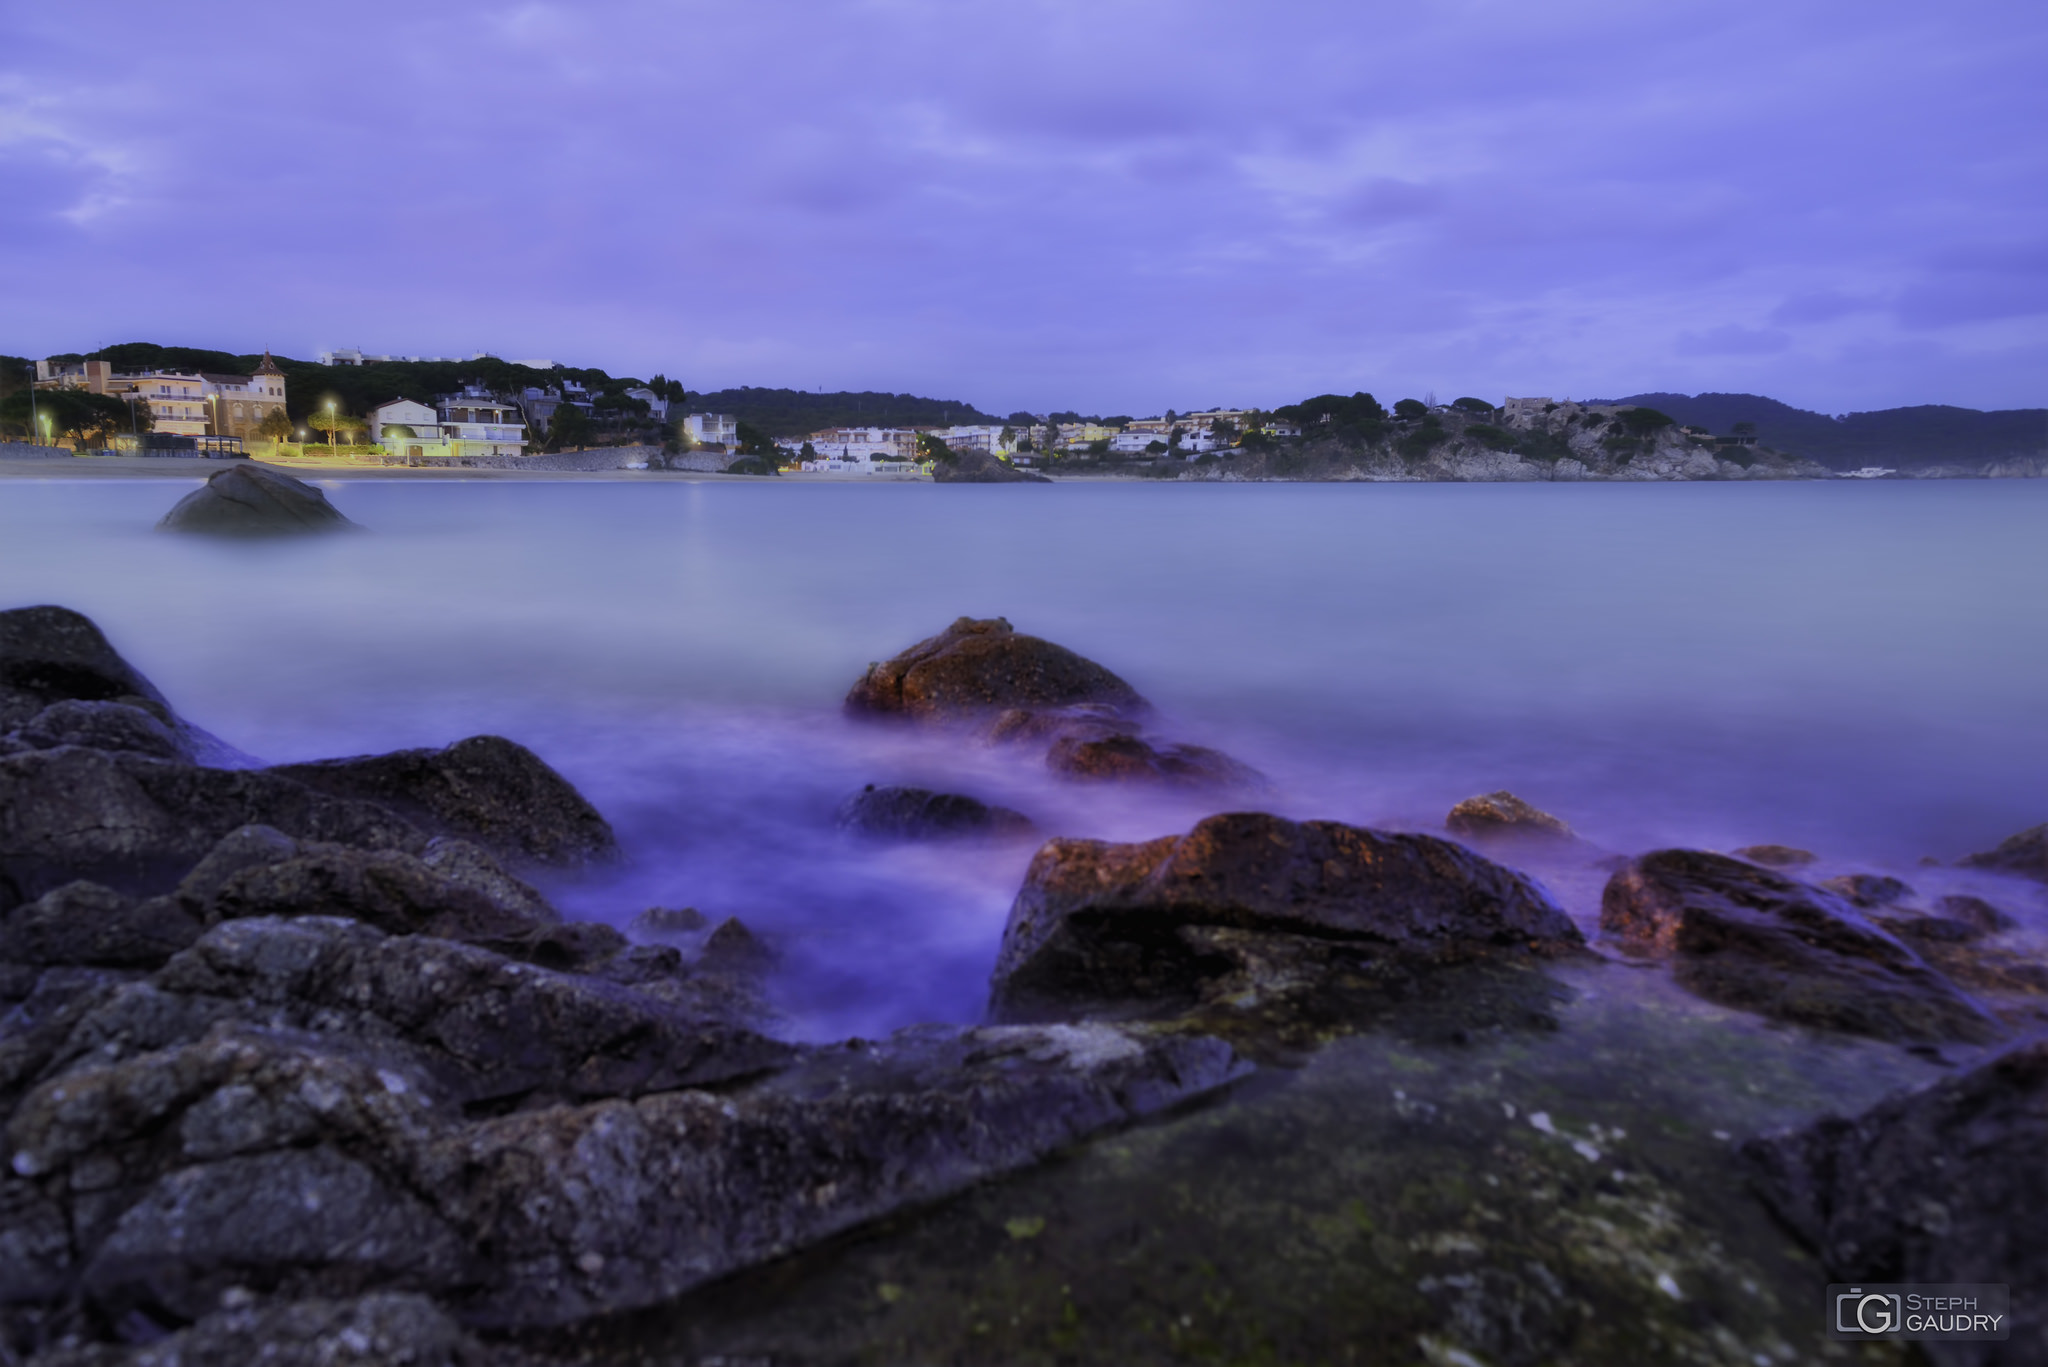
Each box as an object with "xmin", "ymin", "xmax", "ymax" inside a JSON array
[{"xmin": 5, "ymin": 1, "xmax": 2044, "ymax": 415}]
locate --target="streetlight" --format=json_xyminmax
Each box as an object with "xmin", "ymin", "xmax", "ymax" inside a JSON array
[{"xmin": 325, "ymin": 399, "xmax": 335, "ymax": 451}]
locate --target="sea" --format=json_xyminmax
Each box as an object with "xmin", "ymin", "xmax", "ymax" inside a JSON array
[{"xmin": 3, "ymin": 476, "xmax": 2043, "ymax": 1039}]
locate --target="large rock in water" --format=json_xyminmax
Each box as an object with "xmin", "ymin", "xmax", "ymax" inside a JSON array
[
  {"xmin": 1743, "ymin": 1039, "xmax": 2048, "ymax": 1367},
  {"xmin": 1446, "ymin": 790, "xmax": 1572, "ymax": 840},
  {"xmin": 845, "ymin": 617, "xmax": 1147, "ymax": 722},
  {"xmin": 990, "ymin": 811, "xmax": 1583, "ymax": 1021},
  {"xmin": 268, "ymin": 735, "xmax": 617, "ymax": 867},
  {"xmin": 1600, "ymin": 849, "xmax": 1999, "ymax": 1043},
  {"xmin": 1960, "ymin": 820, "xmax": 2048, "ymax": 882},
  {"xmin": 157, "ymin": 464, "xmax": 359, "ymax": 537},
  {"xmin": 835, "ymin": 785, "xmax": 1037, "ymax": 840}
]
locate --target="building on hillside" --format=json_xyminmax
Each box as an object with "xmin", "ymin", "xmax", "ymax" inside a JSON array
[
  {"xmin": 804, "ymin": 426, "xmax": 914, "ymax": 460},
  {"xmin": 516, "ymin": 388, "xmax": 562, "ymax": 435},
  {"xmin": 34, "ymin": 359, "xmax": 116, "ymax": 392},
  {"xmin": 1110, "ymin": 431, "xmax": 1165, "ymax": 454},
  {"xmin": 1500, "ymin": 397, "xmax": 1554, "ymax": 423},
  {"xmin": 115, "ymin": 373, "xmax": 210, "ymax": 437},
  {"xmin": 935, "ymin": 424, "xmax": 1015, "ymax": 455},
  {"xmin": 436, "ymin": 386, "xmax": 527, "ymax": 457},
  {"xmin": 368, "ymin": 399, "xmax": 441, "ymax": 454},
  {"xmin": 686, "ymin": 413, "xmax": 740, "ymax": 450},
  {"xmin": 625, "ymin": 387, "xmax": 670, "ymax": 423},
  {"xmin": 197, "ymin": 351, "xmax": 288, "ymax": 441},
  {"xmin": 317, "ymin": 348, "xmax": 482, "ymax": 365}
]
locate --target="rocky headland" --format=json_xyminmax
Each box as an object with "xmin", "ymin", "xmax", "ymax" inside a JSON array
[{"xmin": 3, "ymin": 607, "xmax": 2044, "ymax": 1364}]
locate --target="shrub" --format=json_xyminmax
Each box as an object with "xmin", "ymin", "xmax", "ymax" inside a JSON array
[
  {"xmin": 1451, "ymin": 397, "xmax": 1494, "ymax": 415},
  {"xmin": 1462, "ymin": 423, "xmax": 1514, "ymax": 451},
  {"xmin": 1617, "ymin": 406, "xmax": 1675, "ymax": 436}
]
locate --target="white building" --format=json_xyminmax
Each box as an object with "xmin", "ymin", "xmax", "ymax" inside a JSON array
[
  {"xmin": 437, "ymin": 387, "xmax": 526, "ymax": 457},
  {"xmin": 686, "ymin": 413, "xmax": 739, "ymax": 449},
  {"xmin": 368, "ymin": 398, "xmax": 439, "ymax": 448},
  {"xmin": 1110, "ymin": 431, "xmax": 1165, "ymax": 454},
  {"xmin": 625, "ymin": 387, "xmax": 670, "ymax": 422},
  {"xmin": 804, "ymin": 426, "xmax": 916, "ymax": 460}
]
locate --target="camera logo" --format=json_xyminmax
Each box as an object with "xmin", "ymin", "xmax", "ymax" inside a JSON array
[
  {"xmin": 1826, "ymin": 1284, "xmax": 2009, "ymax": 1342},
  {"xmin": 1836, "ymin": 1288, "xmax": 1901, "ymax": 1335}
]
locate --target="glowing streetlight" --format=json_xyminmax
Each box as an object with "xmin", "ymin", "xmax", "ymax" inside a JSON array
[{"xmin": 325, "ymin": 399, "xmax": 336, "ymax": 451}]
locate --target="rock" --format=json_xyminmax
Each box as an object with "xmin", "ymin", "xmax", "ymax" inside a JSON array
[
  {"xmin": 629, "ymin": 905, "xmax": 707, "ymax": 936},
  {"xmin": 1445, "ymin": 790, "xmax": 1573, "ymax": 840},
  {"xmin": 0, "ymin": 881, "xmax": 201, "ymax": 968},
  {"xmin": 1045, "ymin": 732, "xmax": 1260, "ymax": 788},
  {"xmin": 0, "ymin": 747, "xmax": 420, "ymax": 903},
  {"xmin": 1820, "ymin": 872, "xmax": 1913, "ymax": 907},
  {"xmin": 0, "ymin": 967, "xmax": 134, "ymax": 1110},
  {"xmin": 17, "ymin": 701, "xmax": 186, "ymax": 762},
  {"xmin": 1935, "ymin": 893, "xmax": 2018, "ymax": 934},
  {"xmin": 980, "ymin": 703, "xmax": 1138, "ymax": 748},
  {"xmin": 1730, "ymin": 844, "xmax": 1817, "ymax": 868},
  {"xmin": 419, "ymin": 837, "xmax": 559, "ymax": 927},
  {"xmin": 700, "ymin": 916, "xmax": 776, "ymax": 975},
  {"xmin": 172, "ymin": 823, "xmax": 303, "ymax": 909},
  {"xmin": 0, "ymin": 606, "xmax": 179, "ymax": 733},
  {"xmin": 930, "ymin": 449, "xmax": 1053, "ymax": 483},
  {"xmin": 845, "ymin": 618, "xmax": 1147, "ymax": 723},
  {"xmin": 201, "ymin": 843, "xmax": 557, "ymax": 945},
  {"xmin": 1744, "ymin": 1038, "xmax": 2048, "ymax": 1367},
  {"xmin": 990, "ymin": 812, "xmax": 1582, "ymax": 1021},
  {"xmin": 21, "ymin": 1292, "xmax": 487, "ymax": 1367},
  {"xmin": 267, "ymin": 735, "xmax": 616, "ymax": 867},
  {"xmin": 1599, "ymin": 849, "xmax": 1999, "ymax": 1043},
  {"xmin": 410, "ymin": 1023, "xmax": 1244, "ymax": 1328},
  {"xmin": 835, "ymin": 785, "xmax": 1037, "ymax": 840},
  {"xmin": 1959, "ymin": 821, "xmax": 2048, "ymax": 882},
  {"xmin": 1875, "ymin": 913, "xmax": 2048, "ymax": 999},
  {"xmin": 155, "ymin": 464, "xmax": 359, "ymax": 537},
  {"xmin": 83, "ymin": 1145, "xmax": 468, "ymax": 1325}
]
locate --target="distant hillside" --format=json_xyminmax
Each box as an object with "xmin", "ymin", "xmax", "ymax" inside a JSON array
[
  {"xmin": 693, "ymin": 387, "xmax": 998, "ymax": 438},
  {"xmin": 1611, "ymin": 392, "xmax": 2048, "ymax": 470}
]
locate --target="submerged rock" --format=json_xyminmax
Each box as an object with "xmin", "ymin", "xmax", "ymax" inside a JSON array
[
  {"xmin": 930, "ymin": 449, "xmax": 1052, "ymax": 483},
  {"xmin": 156, "ymin": 464, "xmax": 359, "ymax": 537},
  {"xmin": 1744, "ymin": 1038, "xmax": 2048, "ymax": 1366},
  {"xmin": 1600, "ymin": 849, "xmax": 1999, "ymax": 1043},
  {"xmin": 1960, "ymin": 820, "xmax": 2048, "ymax": 882},
  {"xmin": 1730, "ymin": 844, "xmax": 1817, "ymax": 868},
  {"xmin": 268, "ymin": 735, "xmax": 617, "ymax": 867},
  {"xmin": 1045, "ymin": 732, "xmax": 1261, "ymax": 788},
  {"xmin": 1820, "ymin": 872, "xmax": 1914, "ymax": 907},
  {"xmin": 835, "ymin": 784, "xmax": 1037, "ymax": 840},
  {"xmin": 1935, "ymin": 893, "xmax": 2018, "ymax": 934},
  {"xmin": 990, "ymin": 812, "xmax": 1582, "ymax": 1022},
  {"xmin": 1445, "ymin": 790, "xmax": 1573, "ymax": 840},
  {"xmin": 845, "ymin": 617, "xmax": 1147, "ymax": 723}
]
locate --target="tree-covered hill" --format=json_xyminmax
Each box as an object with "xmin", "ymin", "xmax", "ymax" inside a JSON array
[
  {"xmin": 1612, "ymin": 392, "xmax": 2048, "ymax": 470},
  {"xmin": 691, "ymin": 387, "xmax": 998, "ymax": 437}
]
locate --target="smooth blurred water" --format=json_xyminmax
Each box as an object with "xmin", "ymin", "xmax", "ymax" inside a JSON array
[{"xmin": 4, "ymin": 477, "xmax": 2045, "ymax": 1037}]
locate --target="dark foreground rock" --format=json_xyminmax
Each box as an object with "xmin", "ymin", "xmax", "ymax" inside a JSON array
[
  {"xmin": 1600, "ymin": 849, "xmax": 1999, "ymax": 1043},
  {"xmin": 1745, "ymin": 1038, "xmax": 2048, "ymax": 1367},
  {"xmin": 930, "ymin": 449, "xmax": 1052, "ymax": 483},
  {"xmin": 23, "ymin": 1292, "xmax": 489, "ymax": 1367},
  {"xmin": 1445, "ymin": 790, "xmax": 1572, "ymax": 840},
  {"xmin": 845, "ymin": 617, "xmax": 1147, "ymax": 722},
  {"xmin": 1960, "ymin": 821, "xmax": 2048, "ymax": 882},
  {"xmin": 156, "ymin": 463, "xmax": 359, "ymax": 537},
  {"xmin": 990, "ymin": 812, "xmax": 1583, "ymax": 1024},
  {"xmin": 269, "ymin": 735, "xmax": 617, "ymax": 867},
  {"xmin": 836, "ymin": 785, "xmax": 1037, "ymax": 840}
]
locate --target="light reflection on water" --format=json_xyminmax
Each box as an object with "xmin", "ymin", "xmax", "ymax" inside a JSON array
[{"xmin": 3, "ymin": 476, "xmax": 2045, "ymax": 1038}]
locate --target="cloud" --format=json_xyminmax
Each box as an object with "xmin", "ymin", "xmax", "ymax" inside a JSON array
[{"xmin": 1676, "ymin": 326, "xmax": 1794, "ymax": 357}]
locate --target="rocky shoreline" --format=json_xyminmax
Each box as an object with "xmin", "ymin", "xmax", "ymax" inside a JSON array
[{"xmin": 3, "ymin": 609, "xmax": 2044, "ymax": 1364}]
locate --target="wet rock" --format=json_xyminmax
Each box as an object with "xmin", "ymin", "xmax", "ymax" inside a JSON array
[
  {"xmin": 1935, "ymin": 893, "xmax": 2018, "ymax": 934},
  {"xmin": 83, "ymin": 1145, "xmax": 467, "ymax": 1325},
  {"xmin": 0, "ymin": 607, "xmax": 179, "ymax": 734},
  {"xmin": 990, "ymin": 812, "xmax": 1582, "ymax": 1021},
  {"xmin": 0, "ymin": 881, "xmax": 201, "ymax": 968},
  {"xmin": 1820, "ymin": 872, "xmax": 1913, "ymax": 908},
  {"xmin": 835, "ymin": 784, "xmax": 1037, "ymax": 840},
  {"xmin": 1874, "ymin": 913, "xmax": 2048, "ymax": 999},
  {"xmin": 1045, "ymin": 732, "xmax": 1260, "ymax": 788},
  {"xmin": 1959, "ymin": 821, "xmax": 2048, "ymax": 882},
  {"xmin": 700, "ymin": 916, "xmax": 776, "ymax": 976},
  {"xmin": 845, "ymin": 617, "xmax": 1147, "ymax": 723},
  {"xmin": 1730, "ymin": 844, "xmax": 1817, "ymax": 868},
  {"xmin": 1745, "ymin": 1037, "xmax": 2048, "ymax": 1366},
  {"xmin": 195, "ymin": 838, "xmax": 557, "ymax": 948},
  {"xmin": 0, "ymin": 747, "xmax": 419, "ymax": 902},
  {"xmin": 267, "ymin": 735, "xmax": 616, "ymax": 867},
  {"xmin": 17, "ymin": 702, "xmax": 187, "ymax": 763},
  {"xmin": 22, "ymin": 1292, "xmax": 487, "ymax": 1367},
  {"xmin": 980, "ymin": 703, "xmax": 1139, "ymax": 748},
  {"xmin": 419, "ymin": 836, "xmax": 559, "ymax": 927},
  {"xmin": 156, "ymin": 464, "xmax": 359, "ymax": 538},
  {"xmin": 1600, "ymin": 849, "xmax": 1999, "ymax": 1043},
  {"xmin": 630, "ymin": 905, "xmax": 707, "ymax": 936},
  {"xmin": 412, "ymin": 1023, "xmax": 1245, "ymax": 1327},
  {"xmin": 1445, "ymin": 790, "xmax": 1572, "ymax": 840}
]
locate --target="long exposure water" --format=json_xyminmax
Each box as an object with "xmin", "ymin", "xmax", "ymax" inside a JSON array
[
  {"xmin": 8, "ymin": 475, "xmax": 2046, "ymax": 1362},
  {"xmin": 4, "ymin": 477, "xmax": 2045, "ymax": 1042}
]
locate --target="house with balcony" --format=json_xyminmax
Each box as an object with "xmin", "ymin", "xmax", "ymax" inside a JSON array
[{"xmin": 686, "ymin": 413, "xmax": 740, "ymax": 450}]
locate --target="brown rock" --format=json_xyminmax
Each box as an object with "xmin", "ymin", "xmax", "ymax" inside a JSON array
[
  {"xmin": 1731, "ymin": 844, "xmax": 1818, "ymax": 868},
  {"xmin": 1600, "ymin": 849, "xmax": 1998, "ymax": 1043},
  {"xmin": 1045, "ymin": 733, "xmax": 1260, "ymax": 788},
  {"xmin": 845, "ymin": 618, "xmax": 1147, "ymax": 723},
  {"xmin": 991, "ymin": 811, "xmax": 1582, "ymax": 1019},
  {"xmin": 1960, "ymin": 821, "xmax": 2048, "ymax": 882},
  {"xmin": 1446, "ymin": 791, "xmax": 1572, "ymax": 840}
]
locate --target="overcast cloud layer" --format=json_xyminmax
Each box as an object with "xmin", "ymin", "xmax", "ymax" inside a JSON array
[{"xmin": 4, "ymin": 0, "xmax": 2044, "ymax": 414}]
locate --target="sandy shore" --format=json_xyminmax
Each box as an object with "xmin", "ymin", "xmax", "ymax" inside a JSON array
[{"xmin": 0, "ymin": 455, "xmax": 939, "ymax": 483}]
